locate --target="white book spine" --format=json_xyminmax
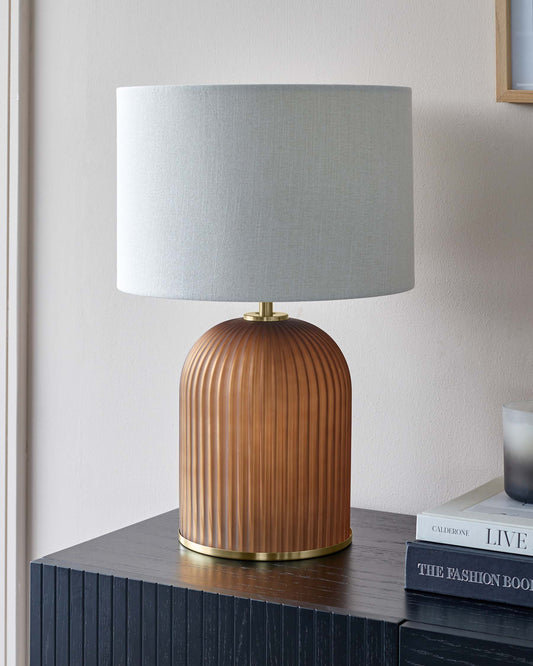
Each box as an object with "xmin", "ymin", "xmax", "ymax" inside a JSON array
[{"xmin": 416, "ymin": 514, "xmax": 533, "ymax": 556}]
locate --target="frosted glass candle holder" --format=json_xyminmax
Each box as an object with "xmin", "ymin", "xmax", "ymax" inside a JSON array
[{"xmin": 503, "ymin": 401, "xmax": 533, "ymax": 503}]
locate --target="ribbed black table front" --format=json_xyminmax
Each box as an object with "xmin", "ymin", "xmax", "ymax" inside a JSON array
[{"xmin": 30, "ymin": 507, "xmax": 533, "ymax": 665}]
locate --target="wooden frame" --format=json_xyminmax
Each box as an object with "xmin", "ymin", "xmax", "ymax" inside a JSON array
[
  {"xmin": 496, "ymin": 0, "xmax": 533, "ymax": 102},
  {"xmin": 0, "ymin": 0, "xmax": 29, "ymax": 662}
]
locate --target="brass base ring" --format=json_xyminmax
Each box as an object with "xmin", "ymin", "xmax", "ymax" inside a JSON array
[{"xmin": 178, "ymin": 530, "xmax": 352, "ymax": 561}]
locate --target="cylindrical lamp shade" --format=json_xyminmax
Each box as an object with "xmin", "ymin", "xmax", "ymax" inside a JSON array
[{"xmin": 117, "ymin": 85, "xmax": 414, "ymax": 302}]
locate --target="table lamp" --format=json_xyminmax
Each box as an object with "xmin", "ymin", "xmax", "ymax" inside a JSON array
[{"xmin": 117, "ymin": 84, "xmax": 413, "ymax": 561}]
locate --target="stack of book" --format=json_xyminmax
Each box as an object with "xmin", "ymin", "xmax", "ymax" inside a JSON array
[{"xmin": 405, "ymin": 477, "xmax": 533, "ymax": 608}]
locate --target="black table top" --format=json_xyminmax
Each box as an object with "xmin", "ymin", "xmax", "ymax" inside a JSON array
[{"xmin": 35, "ymin": 507, "xmax": 533, "ymax": 638}]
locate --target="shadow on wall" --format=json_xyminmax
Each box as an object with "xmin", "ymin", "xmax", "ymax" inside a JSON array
[
  {"xmin": 351, "ymin": 103, "xmax": 533, "ymax": 509},
  {"xmin": 414, "ymin": 104, "xmax": 533, "ymax": 316}
]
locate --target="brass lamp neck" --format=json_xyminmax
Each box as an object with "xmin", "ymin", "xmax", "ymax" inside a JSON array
[
  {"xmin": 243, "ymin": 302, "xmax": 289, "ymax": 322},
  {"xmin": 259, "ymin": 302, "xmax": 273, "ymax": 318}
]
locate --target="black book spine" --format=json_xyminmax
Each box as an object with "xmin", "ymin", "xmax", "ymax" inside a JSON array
[{"xmin": 405, "ymin": 540, "xmax": 533, "ymax": 609}]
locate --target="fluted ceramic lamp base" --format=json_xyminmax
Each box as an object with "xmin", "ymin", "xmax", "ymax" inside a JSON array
[{"xmin": 179, "ymin": 315, "xmax": 352, "ymax": 560}]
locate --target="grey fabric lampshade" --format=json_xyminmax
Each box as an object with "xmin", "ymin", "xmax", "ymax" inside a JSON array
[{"xmin": 117, "ymin": 84, "xmax": 414, "ymax": 302}]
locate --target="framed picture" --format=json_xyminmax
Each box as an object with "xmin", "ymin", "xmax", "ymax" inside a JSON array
[{"xmin": 496, "ymin": 0, "xmax": 533, "ymax": 102}]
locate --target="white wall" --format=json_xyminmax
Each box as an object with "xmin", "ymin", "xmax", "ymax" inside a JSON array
[{"xmin": 29, "ymin": 0, "xmax": 533, "ymax": 559}]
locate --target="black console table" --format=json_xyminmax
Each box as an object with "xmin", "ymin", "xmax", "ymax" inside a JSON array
[{"xmin": 30, "ymin": 508, "xmax": 533, "ymax": 665}]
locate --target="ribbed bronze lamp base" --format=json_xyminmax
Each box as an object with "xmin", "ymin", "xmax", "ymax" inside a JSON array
[{"xmin": 179, "ymin": 315, "xmax": 352, "ymax": 560}]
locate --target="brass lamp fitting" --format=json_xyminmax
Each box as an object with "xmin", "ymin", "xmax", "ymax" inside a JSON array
[{"xmin": 243, "ymin": 302, "xmax": 289, "ymax": 322}]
